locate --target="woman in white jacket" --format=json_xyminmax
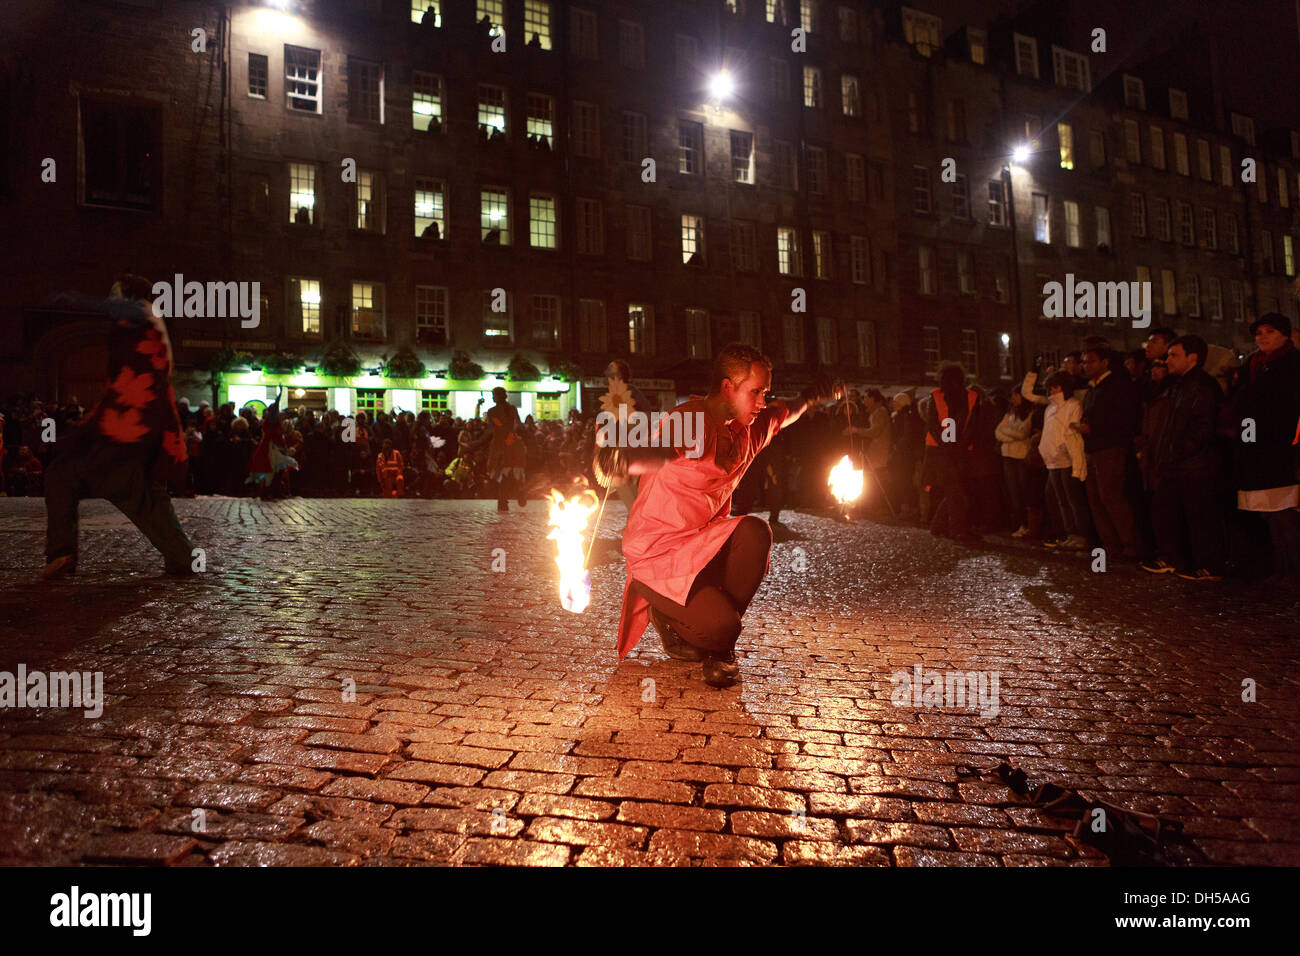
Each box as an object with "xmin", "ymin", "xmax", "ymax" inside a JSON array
[
  {"xmin": 996, "ymin": 390, "xmax": 1035, "ymax": 536},
  {"xmin": 1038, "ymin": 371, "xmax": 1089, "ymax": 550}
]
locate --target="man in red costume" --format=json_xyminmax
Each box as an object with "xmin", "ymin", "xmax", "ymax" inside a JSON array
[{"xmin": 594, "ymin": 344, "xmax": 838, "ymax": 687}]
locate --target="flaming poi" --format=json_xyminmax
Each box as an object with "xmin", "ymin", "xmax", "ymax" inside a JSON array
[
  {"xmin": 828, "ymin": 454, "xmax": 864, "ymax": 507},
  {"xmin": 547, "ymin": 489, "xmax": 600, "ymax": 613}
]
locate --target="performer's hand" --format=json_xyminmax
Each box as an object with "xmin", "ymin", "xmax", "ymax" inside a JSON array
[
  {"xmin": 800, "ymin": 374, "xmax": 838, "ymax": 405},
  {"xmin": 593, "ymin": 446, "xmax": 628, "ymax": 488}
]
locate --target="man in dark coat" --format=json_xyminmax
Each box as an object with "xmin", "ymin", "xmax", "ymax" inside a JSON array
[
  {"xmin": 43, "ymin": 275, "xmax": 194, "ymax": 578},
  {"xmin": 1229, "ymin": 313, "xmax": 1300, "ymax": 579},
  {"xmin": 1142, "ymin": 336, "xmax": 1226, "ymax": 580},
  {"xmin": 1074, "ymin": 347, "xmax": 1143, "ymax": 560}
]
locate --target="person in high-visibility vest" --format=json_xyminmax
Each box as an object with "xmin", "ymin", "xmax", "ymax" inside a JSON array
[
  {"xmin": 375, "ymin": 438, "xmax": 405, "ymax": 498},
  {"xmin": 924, "ymin": 364, "xmax": 981, "ymax": 543}
]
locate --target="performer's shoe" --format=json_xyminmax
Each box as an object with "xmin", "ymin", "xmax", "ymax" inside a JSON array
[
  {"xmin": 497, "ymin": 501, "xmax": 509, "ymax": 512},
  {"xmin": 649, "ymin": 607, "xmax": 705, "ymax": 661},
  {"xmin": 703, "ymin": 653, "xmax": 740, "ymax": 688},
  {"xmin": 42, "ymin": 555, "xmax": 77, "ymax": 580}
]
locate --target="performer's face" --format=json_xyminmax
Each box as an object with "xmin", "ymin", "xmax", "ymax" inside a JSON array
[{"xmin": 723, "ymin": 363, "xmax": 771, "ymax": 426}]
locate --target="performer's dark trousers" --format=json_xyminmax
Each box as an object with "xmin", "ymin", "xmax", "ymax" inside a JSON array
[
  {"xmin": 633, "ymin": 516, "xmax": 772, "ymax": 656},
  {"xmin": 45, "ymin": 442, "xmax": 194, "ymax": 572}
]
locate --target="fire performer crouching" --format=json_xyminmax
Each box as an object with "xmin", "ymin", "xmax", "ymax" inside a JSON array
[
  {"xmin": 593, "ymin": 344, "xmax": 839, "ymax": 687},
  {"xmin": 42, "ymin": 274, "xmax": 195, "ymax": 579}
]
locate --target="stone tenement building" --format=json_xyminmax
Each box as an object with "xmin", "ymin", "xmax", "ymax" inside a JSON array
[{"xmin": 3, "ymin": 0, "xmax": 1297, "ymax": 417}]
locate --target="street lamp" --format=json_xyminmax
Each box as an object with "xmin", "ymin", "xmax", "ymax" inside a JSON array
[
  {"xmin": 709, "ymin": 70, "xmax": 735, "ymax": 102},
  {"xmin": 1012, "ymin": 144, "xmax": 1031, "ymax": 165}
]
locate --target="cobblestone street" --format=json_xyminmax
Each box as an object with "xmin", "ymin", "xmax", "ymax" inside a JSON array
[{"xmin": 1, "ymin": 496, "xmax": 1297, "ymax": 866}]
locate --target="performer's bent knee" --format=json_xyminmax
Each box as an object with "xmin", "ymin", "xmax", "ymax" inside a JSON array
[{"xmin": 735, "ymin": 515, "xmax": 773, "ymax": 552}]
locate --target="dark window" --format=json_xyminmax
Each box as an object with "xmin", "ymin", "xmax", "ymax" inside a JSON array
[
  {"xmin": 80, "ymin": 99, "xmax": 161, "ymax": 210},
  {"xmin": 248, "ymin": 53, "xmax": 268, "ymax": 98}
]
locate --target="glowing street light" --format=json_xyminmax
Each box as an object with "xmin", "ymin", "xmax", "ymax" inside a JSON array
[
  {"xmin": 709, "ymin": 70, "xmax": 735, "ymax": 101},
  {"xmin": 1012, "ymin": 144, "xmax": 1031, "ymax": 164}
]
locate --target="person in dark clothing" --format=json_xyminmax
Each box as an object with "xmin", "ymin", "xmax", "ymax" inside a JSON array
[
  {"xmin": 1074, "ymin": 347, "xmax": 1143, "ymax": 560},
  {"xmin": 1228, "ymin": 314, "xmax": 1300, "ymax": 581},
  {"xmin": 888, "ymin": 393, "xmax": 924, "ymax": 518},
  {"xmin": 42, "ymin": 275, "xmax": 195, "ymax": 578},
  {"xmin": 925, "ymin": 364, "xmax": 980, "ymax": 544},
  {"xmin": 1141, "ymin": 336, "xmax": 1227, "ymax": 580}
]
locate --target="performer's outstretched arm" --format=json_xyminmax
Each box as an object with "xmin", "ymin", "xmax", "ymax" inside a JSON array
[{"xmin": 776, "ymin": 380, "xmax": 841, "ymax": 431}]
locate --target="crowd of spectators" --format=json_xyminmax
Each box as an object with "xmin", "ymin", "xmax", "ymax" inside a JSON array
[{"xmin": 6, "ymin": 314, "xmax": 1299, "ymax": 591}]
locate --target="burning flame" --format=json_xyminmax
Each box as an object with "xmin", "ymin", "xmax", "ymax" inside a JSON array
[
  {"xmin": 547, "ymin": 489, "xmax": 598, "ymax": 613},
  {"xmin": 828, "ymin": 454, "xmax": 864, "ymax": 505}
]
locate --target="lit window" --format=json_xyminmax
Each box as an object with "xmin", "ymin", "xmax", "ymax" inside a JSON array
[
  {"xmin": 410, "ymin": 1, "xmax": 441, "ymax": 26},
  {"xmin": 1219, "ymin": 145, "xmax": 1233, "ymax": 186},
  {"xmin": 918, "ymin": 246, "xmax": 935, "ymax": 295},
  {"xmin": 289, "ymin": 278, "xmax": 321, "ymax": 336},
  {"xmin": 356, "ymin": 389, "xmax": 385, "ymax": 416},
  {"xmin": 850, "ymin": 236, "xmax": 870, "ymax": 284},
  {"xmin": 532, "ymin": 295, "xmax": 560, "ymax": 347},
  {"xmin": 351, "ymin": 282, "xmax": 386, "ymax": 340},
  {"xmin": 422, "ymin": 391, "xmax": 450, "ymax": 414},
  {"xmin": 777, "ymin": 227, "xmax": 801, "ymax": 275},
  {"xmin": 415, "ymin": 286, "xmax": 448, "ymax": 344},
  {"xmin": 803, "ymin": 66, "xmax": 822, "ymax": 108},
  {"xmin": 354, "ymin": 169, "xmax": 384, "ymax": 233},
  {"xmin": 626, "ymin": 205, "xmax": 652, "ymax": 261},
  {"xmin": 348, "ymin": 57, "xmax": 384, "ymax": 124},
  {"xmin": 800, "ymin": 0, "xmax": 819, "ymax": 33},
  {"xmin": 1230, "ymin": 112, "xmax": 1255, "ymax": 146},
  {"xmin": 529, "ymin": 194, "xmax": 557, "ymax": 249},
  {"xmin": 731, "ymin": 131, "xmax": 754, "ymax": 184},
  {"xmin": 628, "ymin": 304, "xmax": 654, "ymax": 354},
  {"xmin": 527, "ymin": 93, "xmax": 554, "ymax": 145},
  {"xmin": 1198, "ymin": 139, "xmax": 1212, "ymax": 181},
  {"xmin": 414, "ymin": 177, "xmax": 445, "ymax": 239},
  {"xmin": 573, "ymin": 100, "xmax": 600, "ymax": 157},
  {"xmin": 524, "ymin": 0, "xmax": 552, "ymax": 49},
  {"xmin": 1032, "ymin": 193, "xmax": 1050, "ymax": 243},
  {"xmin": 1285, "ymin": 235, "xmax": 1296, "ymax": 277},
  {"xmin": 1206, "ymin": 278, "xmax": 1222, "ymax": 322},
  {"xmin": 478, "ymin": 84, "xmax": 507, "ymax": 134},
  {"xmin": 841, "ymin": 75, "xmax": 860, "ymax": 117},
  {"xmin": 813, "ymin": 231, "xmax": 831, "ymax": 279},
  {"xmin": 481, "ymin": 187, "xmax": 510, "ymax": 245},
  {"xmin": 686, "ymin": 308, "xmax": 711, "ymax": 359},
  {"xmin": 248, "ymin": 53, "xmax": 268, "ymax": 99},
  {"xmin": 1161, "ymin": 269, "xmax": 1176, "ymax": 315},
  {"xmin": 997, "ymin": 334, "xmax": 1012, "ymax": 379},
  {"xmin": 285, "ymin": 46, "xmax": 322, "ymax": 113},
  {"xmin": 288, "ymin": 162, "xmax": 316, "ymax": 225},
  {"xmin": 681, "ymin": 214, "xmax": 705, "ymax": 265},
  {"xmin": 482, "ymin": 289, "xmax": 513, "ymax": 341},
  {"xmin": 576, "ymin": 197, "xmax": 603, "ymax": 254},
  {"xmin": 902, "ymin": 7, "xmax": 941, "ymax": 56},
  {"xmin": 1058, "ymin": 122, "xmax": 1074, "ymax": 169},
  {"xmin": 477, "ymin": 0, "xmax": 504, "ymax": 34},
  {"xmin": 1279, "ymin": 167, "xmax": 1291, "ymax": 208},
  {"xmin": 968, "ymin": 28, "xmax": 986, "ymax": 64},
  {"xmin": 1064, "ymin": 200, "xmax": 1080, "ymax": 247},
  {"xmin": 412, "ymin": 72, "xmax": 443, "ymax": 131}
]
